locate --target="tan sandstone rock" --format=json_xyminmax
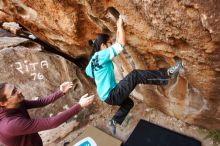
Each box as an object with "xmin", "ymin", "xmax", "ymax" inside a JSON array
[{"xmin": 0, "ymin": 0, "xmax": 220, "ymax": 131}]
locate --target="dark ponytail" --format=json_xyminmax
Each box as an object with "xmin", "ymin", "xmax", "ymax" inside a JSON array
[{"xmin": 89, "ymin": 33, "xmax": 110, "ymax": 59}]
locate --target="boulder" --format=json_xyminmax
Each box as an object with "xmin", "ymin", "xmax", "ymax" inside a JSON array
[{"xmin": 0, "ymin": 0, "xmax": 219, "ymax": 130}]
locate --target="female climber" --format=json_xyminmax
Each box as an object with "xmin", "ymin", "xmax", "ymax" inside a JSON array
[{"xmin": 85, "ymin": 16, "xmax": 183, "ymax": 135}]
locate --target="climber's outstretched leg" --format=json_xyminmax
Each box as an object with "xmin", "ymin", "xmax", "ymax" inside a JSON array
[{"xmin": 105, "ymin": 57, "xmax": 183, "ymax": 134}]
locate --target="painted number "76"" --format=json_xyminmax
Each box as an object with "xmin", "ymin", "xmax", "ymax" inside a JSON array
[{"xmin": 30, "ymin": 73, "xmax": 44, "ymax": 80}]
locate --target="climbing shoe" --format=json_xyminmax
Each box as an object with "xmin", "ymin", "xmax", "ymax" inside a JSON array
[
  {"xmin": 107, "ymin": 119, "xmax": 117, "ymax": 135},
  {"xmin": 167, "ymin": 57, "xmax": 183, "ymax": 78}
]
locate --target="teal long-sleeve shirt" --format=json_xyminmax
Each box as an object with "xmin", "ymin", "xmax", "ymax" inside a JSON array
[{"xmin": 85, "ymin": 43, "xmax": 124, "ymax": 101}]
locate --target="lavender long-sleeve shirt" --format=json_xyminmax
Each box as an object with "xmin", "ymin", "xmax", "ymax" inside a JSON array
[{"xmin": 0, "ymin": 90, "xmax": 82, "ymax": 146}]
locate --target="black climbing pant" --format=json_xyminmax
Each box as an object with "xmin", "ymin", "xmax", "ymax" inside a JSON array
[{"xmin": 104, "ymin": 69, "xmax": 169, "ymax": 125}]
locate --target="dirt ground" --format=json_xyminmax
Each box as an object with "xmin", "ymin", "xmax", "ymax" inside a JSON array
[{"xmin": 53, "ymin": 97, "xmax": 216, "ymax": 146}]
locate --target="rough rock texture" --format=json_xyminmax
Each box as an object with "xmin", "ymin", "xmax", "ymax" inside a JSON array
[
  {"xmin": 0, "ymin": 28, "xmax": 96, "ymax": 145},
  {"xmin": 0, "ymin": 0, "xmax": 220, "ymax": 131}
]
